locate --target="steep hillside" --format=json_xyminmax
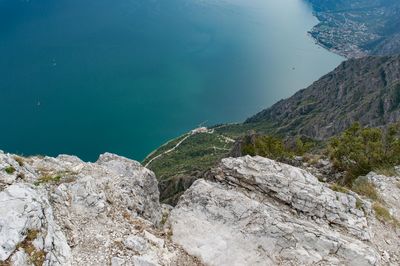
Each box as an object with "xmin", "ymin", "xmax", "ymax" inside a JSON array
[
  {"xmin": 247, "ymin": 55, "xmax": 400, "ymax": 139},
  {"xmin": 145, "ymin": 55, "xmax": 400, "ymax": 203},
  {"xmin": 307, "ymin": 0, "xmax": 400, "ymax": 57}
]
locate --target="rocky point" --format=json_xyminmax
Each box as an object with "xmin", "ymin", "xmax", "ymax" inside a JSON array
[{"xmin": 0, "ymin": 151, "xmax": 399, "ymax": 265}]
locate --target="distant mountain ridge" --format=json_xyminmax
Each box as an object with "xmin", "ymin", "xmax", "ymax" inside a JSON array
[
  {"xmin": 246, "ymin": 55, "xmax": 400, "ymax": 139},
  {"xmin": 307, "ymin": 0, "xmax": 400, "ymax": 57}
]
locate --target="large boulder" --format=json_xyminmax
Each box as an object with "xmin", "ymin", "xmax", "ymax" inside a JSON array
[
  {"xmin": 169, "ymin": 156, "xmax": 380, "ymax": 265},
  {"xmin": 211, "ymin": 156, "xmax": 370, "ymax": 240}
]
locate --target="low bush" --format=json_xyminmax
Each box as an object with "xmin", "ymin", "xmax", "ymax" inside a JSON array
[
  {"xmin": 4, "ymin": 166, "xmax": 16, "ymax": 175},
  {"xmin": 329, "ymin": 123, "xmax": 400, "ymax": 184},
  {"xmin": 241, "ymin": 134, "xmax": 315, "ymax": 161},
  {"xmin": 241, "ymin": 134, "xmax": 290, "ymax": 160},
  {"xmin": 294, "ymin": 137, "xmax": 315, "ymax": 155}
]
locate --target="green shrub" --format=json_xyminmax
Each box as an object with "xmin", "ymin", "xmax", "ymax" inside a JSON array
[
  {"xmin": 4, "ymin": 166, "xmax": 16, "ymax": 175},
  {"xmin": 241, "ymin": 134, "xmax": 318, "ymax": 161},
  {"xmin": 329, "ymin": 123, "xmax": 400, "ymax": 184},
  {"xmin": 294, "ymin": 137, "xmax": 315, "ymax": 155},
  {"xmin": 241, "ymin": 134, "xmax": 292, "ymax": 160},
  {"xmin": 384, "ymin": 123, "xmax": 400, "ymax": 164}
]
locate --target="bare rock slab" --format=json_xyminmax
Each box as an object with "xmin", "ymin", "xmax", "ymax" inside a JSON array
[{"xmin": 169, "ymin": 156, "xmax": 379, "ymax": 265}]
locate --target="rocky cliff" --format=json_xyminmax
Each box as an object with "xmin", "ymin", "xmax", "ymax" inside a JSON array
[
  {"xmin": 0, "ymin": 151, "xmax": 199, "ymax": 266},
  {"xmin": 1, "ymin": 150, "xmax": 399, "ymax": 265},
  {"xmin": 246, "ymin": 55, "xmax": 400, "ymax": 140}
]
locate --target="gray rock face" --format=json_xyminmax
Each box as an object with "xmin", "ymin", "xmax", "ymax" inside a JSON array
[
  {"xmin": 212, "ymin": 156, "xmax": 369, "ymax": 240},
  {"xmin": 0, "ymin": 184, "xmax": 71, "ymax": 265},
  {"xmin": 365, "ymin": 172, "xmax": 400, "ymax": 221},
  {"xmin": 169, "ymin": 156, "xmax": 383, "ymax": 265},
  {"xmin": 0, "ymin": 152, "xmax": 37, "ymax": 187},
  {"xmin": 2, "ymin": 150, "xmax": 399, "ymax": 265},
  {"xmin": 356, "ymin": 172, "xmax": 400, "ymax": 264},
  {"xmin": 0, "ymin": 152, "xmax": 199, "ymax": 266}
]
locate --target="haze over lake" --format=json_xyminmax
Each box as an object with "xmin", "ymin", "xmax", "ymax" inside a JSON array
[{"xmin": 0, "ymin": 0, "xmax": 342, "ymax": 161}]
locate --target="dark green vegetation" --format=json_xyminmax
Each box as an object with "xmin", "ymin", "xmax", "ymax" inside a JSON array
[
  {"xmin": 143, "ymin": 122, "xmax": 295, "ymax": 203},
  {"xmin": 329, "ymin": 123, "xmax": 400, "ymax": 184},
  {"xmin": 143, "ymin": 130, "xmax": 235, "ymax": 204},
  {"xmin": 241, "ymin": 135, "xmax": 290, "ymax": 160},
  {"xmin": 307, "ymin": 0, "xmax": 400, "ymax": 57},
  {"xmin": 145, "ymin": 55, "xmax": 400, "ymax": 204},
  {"xmin": 240, "ymin": 134, "xmax": 315, "ymax": 160},
  {"xmin": 143, "ymin": 122, "xmax": 312, "ymax": 204},
  {"xmin": 4, "ymin": 166, "xmax": 16, "ymax": 175}
]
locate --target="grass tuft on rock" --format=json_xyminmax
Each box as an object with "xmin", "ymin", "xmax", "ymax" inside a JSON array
[
  {"xmin": 355, "ymin": 198, "xmax": 364, "ymax": 210},
  {"xmin": 375, "ymin": 166, "xmax": 398, "ymax": 177},
  {"xmin": 4, "ymin": 166, "xmax": 16, "ymax": 175},
  {"xmin": 34, "ymin": 175, "xmax": 62, "ymax": 186},
  {"xmin": 373, "ymin": 202, "xmax": 399, "ymax": 227},
  {"xmin": 15, "ymin": 229, "xmax": 46, "ymax": 266},
  {"xmin": 330, "ymin": 183, "xmax": 350, "ymax": 194},
  {"xmin": 352, "ymin": 179, "xmax": 380, "ymax": 201},
  {"xmin": 13, "ymin": 156, "xmax": 24, "ymax": 167}
]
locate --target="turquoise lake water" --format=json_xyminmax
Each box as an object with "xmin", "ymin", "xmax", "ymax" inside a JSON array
[{"xmin": 0, "ymin": 0, "xmax": 342, "ymax": 161}]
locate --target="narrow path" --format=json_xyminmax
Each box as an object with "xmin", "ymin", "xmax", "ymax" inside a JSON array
[
  {"xmin": 144, "ymin": 126, "xmax": 236, "ymax": 168},
  {"xmin": 144, "ymin": 133, "xmax": 191, "ymax": 168},
  {"xmin": 220, "ymin": 135, "xmax": 235, "ymax": 143}
]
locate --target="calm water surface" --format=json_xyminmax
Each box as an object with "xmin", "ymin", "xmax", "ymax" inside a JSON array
[{"xmin": 0, "ymin": 0, "xmax": 342, "ymax": 161}]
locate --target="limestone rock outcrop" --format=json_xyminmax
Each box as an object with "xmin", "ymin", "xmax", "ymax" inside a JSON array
[
  {"xmin": 0, "ymin": 151, "xmax": 199, "ymax": 266},
  {"xmin": 0, "ymin": 183, "xmax": 71, "ymax": 265},
  {"xmin": 169, "ymin": 156, "xmax": 400, "ymax": 266},
  {"xmin": 1, "ymin": 150, "xmax": 399, "ymax": 265}
]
